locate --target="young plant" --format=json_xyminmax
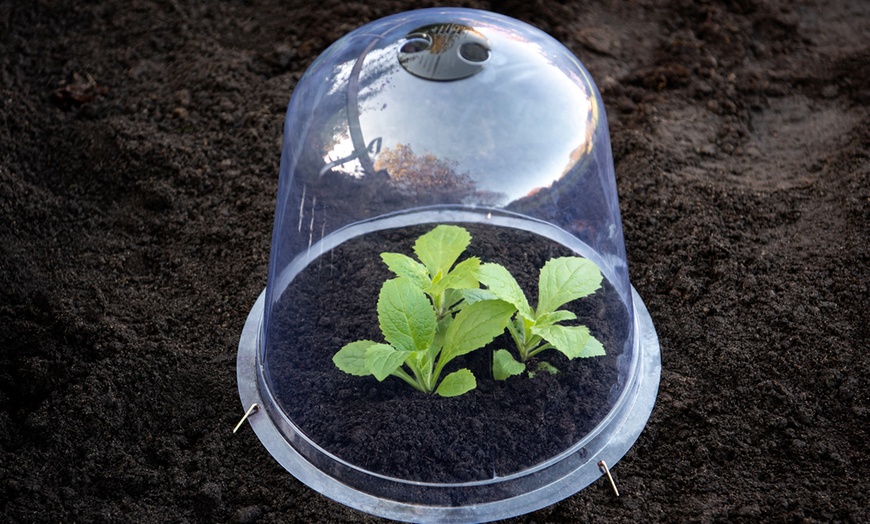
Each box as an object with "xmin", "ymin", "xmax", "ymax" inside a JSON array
[
  {"xmin": 477, "ymin": 256, "xmax": 606, "ymax": 380},
  {"xmin": 379, "ymin": 224, "xmax": 481, "ymax": 320},
  {"xmin": 333, "ymin": 225, "xmax": 515, "ymax": 396}
]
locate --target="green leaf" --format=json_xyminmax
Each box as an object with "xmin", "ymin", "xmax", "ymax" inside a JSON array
[
  {"xmin": 536, "ymin": 257, "xmax": 603, "ymax": 315},
  {"xmin": 535, "ymin": 309, "xmax": 577, "ymax": 327},
  {"xmin": 409, "ymin": 349, "xmax": 429, "ymax": 376},
  {"xmin": 493, "ymin": 349, "xmax": 525, "ymax": 380},
  {"xmin": 365, "ymin": 343, "xmax": 411, "ymax": 381},
  {"xmin": 426, "ymin": 257, "xmax": 481, "ymax": 296},
  {"xmin": 435, "ymin": 369, "xmax": 476, "ymax": 397},
  {"xmin": 533, "ymin": 324, "xmax": 592, "ymax": 359},
  {"xmin": 380, "ymin": 252, "xmax": 430, "ymax": 290},
  {"xmin": 478, "ymin": 262, "xmax": 532, "ymax": 318},
  {"xmin": 443, "ymin": 289, "xmax": 466, "ymax": 311},
  {"xmin": 460, "ymin": 288, "xmax": 499, "ymax": 306},
  {"xmin": 578, "ymin": 334, "xmax": 606, "ymax": 358},
  {"xmin": 378, "ymin": 277, "xmax": 437, "ymax": 354},
  {"xmin": 428, "ymin": 315, "xmax": 453, "ymax": 363},
  {"xmin": 334, "ymin": 340, "xmax": 376, "ymax": 376},
  {"xmin": 535, "ymin": 361, "xmax": 560, "ymax": 375},
  {"xmin": 440, "ymin": 299, "xmax": 515, "ymax": 365},
  {"xmin": 413, "ymin": 225, "xmax": 471, "ymax": 277}
]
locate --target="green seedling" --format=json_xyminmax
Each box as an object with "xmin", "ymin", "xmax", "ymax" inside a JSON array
[
  {"xmin": 379, "ymin": 224, "xmax": 481, "ymax": 319},
  {"xmin": 333, "ymin": 225, "xmax": 514, "ymax": 396},
  {"xmin": 477, "ymin": 257, "xmax": 606, "ymax": 380}
]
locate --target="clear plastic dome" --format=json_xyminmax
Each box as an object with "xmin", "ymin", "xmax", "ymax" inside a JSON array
[{"xmin": 237, "ymin": 8, "xmax": 660, "ymax": 523}]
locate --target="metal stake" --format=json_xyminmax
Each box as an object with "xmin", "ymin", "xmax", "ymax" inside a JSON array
[
  {"xmin": 233, "ymin": 403, "xmax": 259, "ymax": 434},
  {"xmin": 598, "ymin": 460, "xmax": 620, "ymax": 497}
]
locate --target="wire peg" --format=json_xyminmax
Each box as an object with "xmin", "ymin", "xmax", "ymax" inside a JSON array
[
  {"xmin": 598, "ymin": 460, "xmax": 620, "ymax": 497},
  {"xmin": 233, "ymin": 403, "xmax": 259, "ymax": 434}
]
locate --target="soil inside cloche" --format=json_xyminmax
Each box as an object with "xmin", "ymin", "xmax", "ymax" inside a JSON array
[
  {"xmin": 265, "ymin": 223, "xmax": 629, "ymax": 483},
  {"xmin": 1, "ymin": 1, "xmax": 868, "ymax": 523}
]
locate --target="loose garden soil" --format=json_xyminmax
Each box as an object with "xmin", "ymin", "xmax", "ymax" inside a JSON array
[
  {"xmin": 1, "ymin": 1, "xmax": 868, "ymax": 522},
  {"xmin": 266, "ymin": 224, "xmax": 627, "ymax": 483}
]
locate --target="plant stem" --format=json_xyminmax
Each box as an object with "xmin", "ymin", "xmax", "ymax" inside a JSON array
[
  {"xmin": 526, "ymin": 343, "xmax": 554, "ymax": 360},
  {"xmin": 506, "ymin": 321, "xmax": 523, "ymax": 355},
  {"xmin": 424, "ymin": 361, "xmax": 436, "ymax": 392},
  {"xmin": 432, "ymin": 357, "xmax": 449, "ymax": 390},
  {"xmin": 434, "ymin": 291, "xmax": 448, "ymax": 321},
  {"xmin": 393, "ymin": 368, "xmax": 427, "ymax": 393}
]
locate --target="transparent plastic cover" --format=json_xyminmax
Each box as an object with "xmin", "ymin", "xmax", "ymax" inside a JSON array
[{"xmin": 240, "ymin": 8, "xmax": 658, "ymax": 522}]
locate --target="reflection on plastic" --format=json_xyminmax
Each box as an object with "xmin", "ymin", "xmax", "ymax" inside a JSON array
[
  {"xmin": 320, "ymin": 38, "xmax": 597, "ymax": 205},
  {"xmin": 398, "ymin": 24, "xmax": 491, "ymax": 81}
]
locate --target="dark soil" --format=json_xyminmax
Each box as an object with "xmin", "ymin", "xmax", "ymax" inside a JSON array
[
  {"xmin": 266, "ymin": 224, "xmax": 628, "ymax": 483},
  {"xmin": 1, "ymin": 1, "xmax": 868, "ymax": 523}
]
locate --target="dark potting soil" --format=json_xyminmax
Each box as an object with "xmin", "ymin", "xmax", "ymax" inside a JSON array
[
  {"xmin": 2, "ymin": 1, "xmax": 868, "ymax": 523},
  {"xmin": 264, "ymin": 224, "xmax": 630, "ymax": 483}
]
